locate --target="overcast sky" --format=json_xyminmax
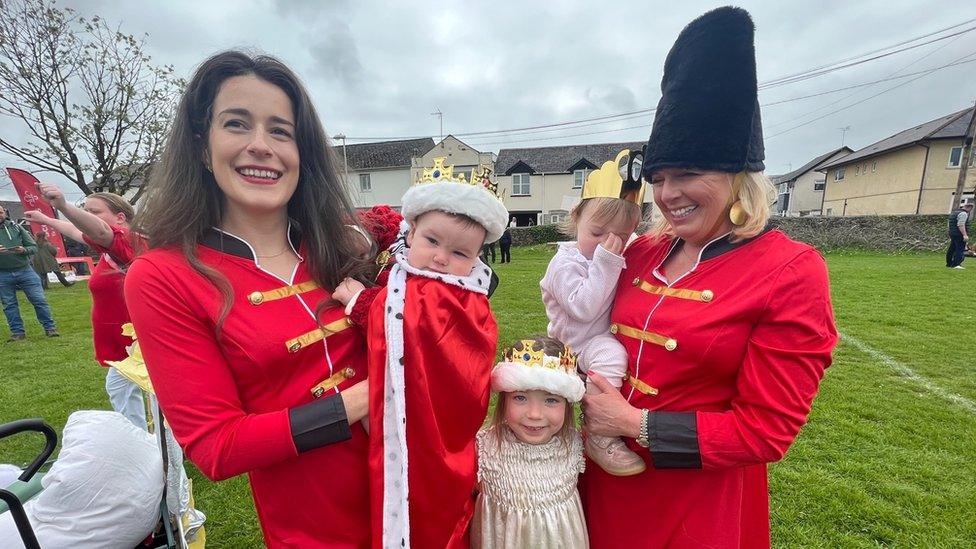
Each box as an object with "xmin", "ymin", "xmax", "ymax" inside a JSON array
[{"xmin": 1, "ymin": 0, "xmax": 974, "ymax": 200}]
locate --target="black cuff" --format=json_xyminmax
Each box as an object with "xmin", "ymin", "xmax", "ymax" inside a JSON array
[
  {"xmin": 289, "ymin": 393, "xmax": 352, "ymax": 453},
  {"xmin": 648, "ymin": 411, "xmax": 702, "ymax": 469}
]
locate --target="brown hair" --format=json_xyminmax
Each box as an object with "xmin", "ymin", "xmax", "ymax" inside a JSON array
[
  {"xmin": 490, "ymin": 335, "xmax": 578, "ymax": 448},
  {"xmin": 87, "ymin": 192, "xmax": 135, "ymax": 223},
  {"xmin": 560, "ymin": 197, "xmax": 643, "ymax": 238},
  {"xmin": 133, "ymin": 50, "xmax": 370, "ymax": 323}
]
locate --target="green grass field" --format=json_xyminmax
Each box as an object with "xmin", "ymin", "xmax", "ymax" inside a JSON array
[{"xmin": 2, "ymin": 248, "xmax": 974, "ymax": 547}]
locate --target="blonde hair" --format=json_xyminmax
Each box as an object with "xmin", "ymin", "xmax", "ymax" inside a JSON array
[
  {"xmin": 560, "ymin": 197, "xmax": 643, "ymax": 238},
  {"xmin": 648, "ymin": 171, "xmax": 774, "ymax": 242},
  {"xmin": 87, "ymin": 192, "xmax": 135, "ymax": 223}
]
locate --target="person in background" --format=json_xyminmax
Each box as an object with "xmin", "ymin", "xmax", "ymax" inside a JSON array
[
  {"xmin": 32, "ymin": 231, "xmax": 74, "ymax": 288},
  {"xmin": 27, "ymin": 189, "xmax": 145, "ymax": 428},
  {"xmin": 946, "ymin": 199, "xmax": 973, "ymax": 269},
  {"xmin": 64, "ymin": 239, "xmax": 91, "ymax": 276},
  {"xmin": 499, "ymin": 226, "xmax": 512, "ymax": 263},
  {"xmin": 0, "ymin": 204, "xmax": 58, "ymax": 341},
  {"xmin": 481, "ymin": 240, "xmax": 496, "ymax": 263}
]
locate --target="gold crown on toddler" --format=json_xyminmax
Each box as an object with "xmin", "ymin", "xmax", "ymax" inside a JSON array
[
  {"xmin": 416, "ymin": 158, "xmax": 502, "ymax": 199},
  {"xmin": 503, "ymin": 339, "xmax": 578, "ymax": 375},
  {"xmin": 581, "ymin": 148, "xmax": 646, "ymax": 206},
  {"xmin": 493, "ymin": 339, "xmax": 585, "ymax": 402}
]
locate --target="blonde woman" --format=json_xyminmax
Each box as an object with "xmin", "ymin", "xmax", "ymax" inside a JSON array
[{"xmin": 579, "ymin": 8, "xmax": 838, "ymax": 548}]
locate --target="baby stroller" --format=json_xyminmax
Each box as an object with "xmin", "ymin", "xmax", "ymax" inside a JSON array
[{"xmin": 0, "ymin": 414, "xmax": 188, "ymax": 548}]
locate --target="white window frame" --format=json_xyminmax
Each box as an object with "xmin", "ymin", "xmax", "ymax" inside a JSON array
[
  {"xmin": 512, "ymin": 173, "xmax": 531, "ymax": 196},
  {"xmin": 814, "ymin": 178, "xmax": 826, "ymax": 191},
  {"xmin": 573, "ymin": 169, "xmax": 589, "ymax": 189},
  {"xmin": 855, "ymin": 165, "xmax": 860, "ymax": 176},
  {"xmin": 949, "ymin": 146, "xmax": 963, "ymax": 168},
  {"xmin": 835, "ymin": 168, "xmax": 845, "ymax": 181},
  {"xmin": 872, "ymin": 161, "xmax": 877, "ymax": 173},
  {"xmin": 359, "ymin": 173, "xmax": 372, "ymax": 192}
]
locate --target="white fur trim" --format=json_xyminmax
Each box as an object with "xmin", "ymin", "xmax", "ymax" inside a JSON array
[
  {"xmin": 491, "ymin": 361, "xmax": 586, "ymax": 403},
  {"xmin": 401, "ymin": 181, "xmax": 509, "ymax": 243}
]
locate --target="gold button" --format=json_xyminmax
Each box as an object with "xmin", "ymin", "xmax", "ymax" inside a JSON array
[
  {"xmin": 312, "ymin": 387, "xmax": 324, "ymax": 398},
  {"xmin": 609, "ymin": 324, "xmax": 619, "ymax": 335},
  {"xmin": 288, "ymin": 342, "xmax": 302, "ymax": 353},
  {"xmin": 701, "ymin": 290, "xmax": 714, "ymax": 302},
  {"xmin": 248, "ymin": 291, "xmax": 264, "ymax": 305},
  {"xmin": 632, "ymin": 277, "xmax": 640, "ymax": 286},
  {"xmin": 664, "ymin": 339, "xmax": 678, "ymax": 351},
  {"xmin": 343, "ymin": 367, "xmax": 356, "ymax": 379}
]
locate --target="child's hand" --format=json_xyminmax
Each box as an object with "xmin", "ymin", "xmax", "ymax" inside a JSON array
[
  {"xmin": 601, "ymin": 233, "xmax": 624, "ymax": 255},
  {"xmin": 333, "ymin": 277, "xmax": 366, "ymax": 306}
]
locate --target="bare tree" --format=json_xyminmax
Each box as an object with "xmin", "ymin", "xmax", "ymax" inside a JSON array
[{"xmin": 0, "ymin": 0, "xmax": 182, "ymax": 201}]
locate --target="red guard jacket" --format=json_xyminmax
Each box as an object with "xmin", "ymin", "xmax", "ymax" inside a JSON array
[
  {"xmin": 580, "ymin": 228, "xmax": 838, "ymax": 549},
  {"xmin": 125, "ymin": 227, "xmax": 371, "ymax": 548}
]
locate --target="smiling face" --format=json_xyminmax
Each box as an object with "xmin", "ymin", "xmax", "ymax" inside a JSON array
[
  {"xmin": 406, "ymin": 211, "xmax": 486, "ymax": 276},
  {"xmin": 502, "ymin": 390, "xmax": 568, "ymax": 445},
  {"xmin": 649, "ymin": 168, "xmax": 735, "ymax": 246},
  {"xmin": 206, "ymin": 74, "xmax": 300, "ymax": 220}
]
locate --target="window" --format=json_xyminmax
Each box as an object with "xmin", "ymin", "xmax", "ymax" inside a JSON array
[
  {"xmin": 359, "ymin": 173, "xmax": 371, "ymax": 192},
  {"xmin": 855, "ymin": 165, "xmax": 860, "ymax": 176},
  {"xmin": 826, "ymin": 208, "xmax": 833, "ymax": 216},
  {"xmin": 512, "ymin": 173, "xmax": 531, "ymax": 196},
  {"xmin": 814, "ymin": 178, "xmax": 826, "ymax": 191},
  {"xmin": 949, "ymin": 146, "xmax": 963, "ymax": 168},
  {"xmin": 548, "ymin": 210, "xmax": 568, "ymax": 224},
  {"xmin": 834, "ymin": 168, "xmax": 845, "ymax": 181},
  {"xmin": 872, "ymin": 161, "xmax": 877, "ymax": 173},
  {"xmin": 778, "ymin": 182, "xmax": 788, "ymax": 193},
  {"xmin": 573, "ymin": 169, "xmax": 589, "ymax": 189}
]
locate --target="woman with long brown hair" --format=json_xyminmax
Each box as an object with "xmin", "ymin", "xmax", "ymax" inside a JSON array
[{"xmin": 123, "ymin": 51, "xmax": 373, "ymax": 547}]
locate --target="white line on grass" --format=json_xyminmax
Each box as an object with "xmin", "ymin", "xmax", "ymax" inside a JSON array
[{"xmin": 840, "ymin": 331, "xmax": 976, "ymax": 415}]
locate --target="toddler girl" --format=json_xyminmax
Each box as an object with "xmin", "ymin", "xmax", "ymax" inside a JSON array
[
  {"xmin": 540, "ymin": 149, "xmax": 646, "ymax": 476},
  {"xmin": 472, "ymin": 336, "xmax": 588, "ymax": 548}
]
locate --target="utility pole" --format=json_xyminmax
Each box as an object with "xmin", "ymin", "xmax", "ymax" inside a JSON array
[
  {"xmin": 431, "ymin": 109, "xmax": 443, "ymax": 142},
  {"xmin": 839, "ymin": 126, "xmax": 851, "ymax": 146},
  {"xmin": 334, "ymin": 133, "xmax": 352, "ymax": 201},
  {"xmin": 950, "ymin": 100, "xmax": 976, "ymax": 210}
]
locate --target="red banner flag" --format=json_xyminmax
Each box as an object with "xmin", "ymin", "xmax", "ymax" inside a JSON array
[{"xmin": 6, "ymin": 168, "xmax": 67, "ymax": 257}]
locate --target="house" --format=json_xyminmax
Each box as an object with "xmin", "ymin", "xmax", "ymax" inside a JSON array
[
  {"xmin": 819, "ymin": 108, "xmax": 976, "ymax": 216},
  {"xmin": 411, "ymin": 135, "xmax": 496, "ymax": 185},
  {"xmin": 773, "ymin": 147, "xmax": 852, "ymax": 216},
  {"xmin": 494, "ymin": 141, "xmax": 649, "ymax": 226},
  {"xmin": 336, "ymin": 137, "xmax": 435, "ymax": 209}
]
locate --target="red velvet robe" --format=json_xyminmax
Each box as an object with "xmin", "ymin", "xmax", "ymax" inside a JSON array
[
  {"xmin": 580, "ymin": 229, "xmax": 838, "ymax": 548},
  {"xmin": 366, "ymin": 276, "xmax": 497, "ymax": 548}
]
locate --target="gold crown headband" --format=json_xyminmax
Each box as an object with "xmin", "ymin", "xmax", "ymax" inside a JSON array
[
  {"xmin": 503, "ymin": 339, "xmax": 578, "ymax": 375},
  {"xmin": 416, "ymin": 157, "xmax": 502, "ymax": 200},
  {"xmin": 581, "ymin": 148, "xmax": 646, "ymax": 206}
]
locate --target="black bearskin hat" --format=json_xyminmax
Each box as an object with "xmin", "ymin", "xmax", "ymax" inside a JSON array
[{"xmin": 643, "ymin": 6, "xmax": 765, "ymax": 177}]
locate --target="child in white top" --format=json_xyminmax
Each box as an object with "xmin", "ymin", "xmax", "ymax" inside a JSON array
[
  {"xmin": 540, "ymin": 192, "xmax": 645, "ymax": 476},
  {"xmin": 472, "ymin": 336, "xmax": 588, "ymax": 549}
]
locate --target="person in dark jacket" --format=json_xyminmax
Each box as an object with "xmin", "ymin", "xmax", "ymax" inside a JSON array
[
  {"xmin": 32, "ymin": 231, "xmax": 73, "ymax": 288},
  {"xmin": 499, "ymin": 227, "xmax": 512, "ymax": 263},
  {"xmin": 0, "ymin": 205, "xmax": 58, "ymax": 340},
  {"xmin": 946, "ymin": 200, "xmax": 973, "ymax": 268}
]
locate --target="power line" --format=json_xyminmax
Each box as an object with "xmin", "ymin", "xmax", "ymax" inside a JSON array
[
  {"xmin": 343, "ymin": 20, "xmax": 976, "ymax": 143},
  {"xmin": 765, "ymin": 49, "xmax": 976, "ymax": 139}
]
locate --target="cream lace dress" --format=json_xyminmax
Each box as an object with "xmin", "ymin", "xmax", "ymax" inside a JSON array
[{"xmin": 471, "ymin": 425, "xmax": 588, "ymax": 548}]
